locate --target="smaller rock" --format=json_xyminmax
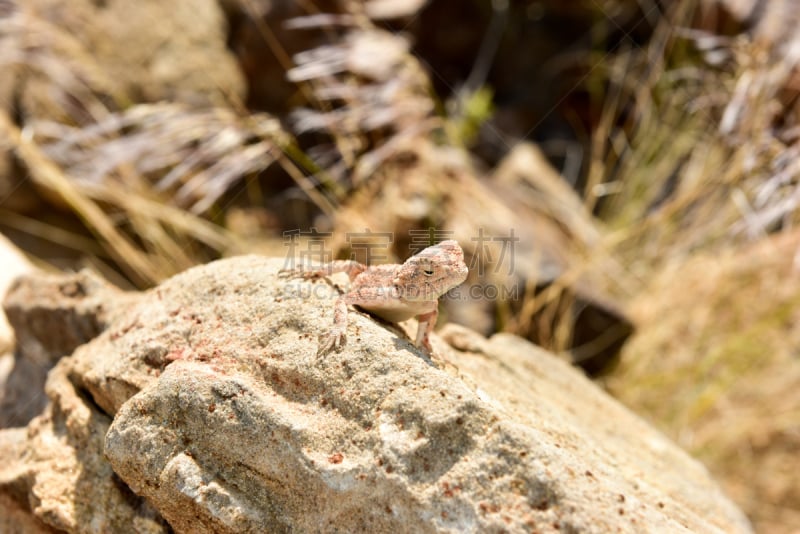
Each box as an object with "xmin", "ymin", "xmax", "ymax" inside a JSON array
[
  {"xmin": 0, "ymin": 268, "xmax": 128, "ymax": 428},
  {"xmin": 0, "ymin": 357, "xmax": 169, "ymax": 533}
]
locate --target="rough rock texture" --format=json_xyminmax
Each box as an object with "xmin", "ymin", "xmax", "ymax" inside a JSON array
[
  {"xmin": 0, "ymin": 257, "xmax": 752, "ymax": 532},
  {"xmin": 0, "ymin": 358, "xmax": 168, "ymax": 533},
  {"xmin": 0, "ymin": 269, "xmax": 129, "ymax": 427}
]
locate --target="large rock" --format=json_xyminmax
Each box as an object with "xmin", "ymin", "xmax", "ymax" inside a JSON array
[{"xmin": 0, "ymin": 257, "xmax": 752, "ymax": 532}]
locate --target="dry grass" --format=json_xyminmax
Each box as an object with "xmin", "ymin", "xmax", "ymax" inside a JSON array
[
  {"xmin": 0, "ymin": 2, "xmax": 453, "ymax": 286},
  {"xmin": 0, "ymin": 1, "xmax": 495, "ymax": 287},
  {"xmin": 0, "ymin": 103, "xmax": 290, "ymax": 286},
  {"xmin": 583, "ymin": 3, "xmax": 800, "ymax": 532},
  {"xmin": 590, "ymin": 17, "xmax": 800, "ymax": 270},
  {"xmin": 284, "ymin": 13, "xmax": 441, "ymax": 190},
  {"xmin": 0, "ymin": 3, "xmax": 338, "ymax": 285}
]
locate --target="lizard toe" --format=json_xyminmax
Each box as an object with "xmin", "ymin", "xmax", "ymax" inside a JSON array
[
  {"xmin": 277, "ymin": 268, "xmax": 298, "ymax": 279},
  {"xmin": 279, "ymin": 269, "xmax": 321, "ymax": 281},
  {"xmin": 317, "ymin": 330, "xmax": 346, "ymax": 356}
]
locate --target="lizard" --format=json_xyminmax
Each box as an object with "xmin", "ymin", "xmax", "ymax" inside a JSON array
[{"xmin": 282, "ymin": 240, "xmax": 469, "ymax": 354}]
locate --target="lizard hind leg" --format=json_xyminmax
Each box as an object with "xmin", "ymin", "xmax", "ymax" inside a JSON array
[{"xmin": 280, "ymin": 260, "xmax": 367, "ymax": 282}]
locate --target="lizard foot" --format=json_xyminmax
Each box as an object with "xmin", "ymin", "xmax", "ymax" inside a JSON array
[
  {"xmin": 317, "ymin": 329, "xmax": 346, "ymax": 356},
  {"xmin": 421, "ymin": 339, "xmax": 433, "ymax": 354}
]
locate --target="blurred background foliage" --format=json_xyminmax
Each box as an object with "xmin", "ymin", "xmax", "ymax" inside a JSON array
[{"xmin": 0, "ymin": 0, "xmax": 798, "ymax": 531}]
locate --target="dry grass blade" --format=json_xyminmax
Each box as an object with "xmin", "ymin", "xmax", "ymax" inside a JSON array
[
  {"xmin": 0, "ymin": 207, "xmax": 106, "ymax": 256},
  {"xmin": 285, "ymin": 16, "xmax": 438, "ymax": 193},
  {"xmin": 0, "ymin": 109, "xmax": 159, "ymax": 285},
  {"xmin": 33, "ymin": 103, "xmax": 287, "ymax": 214},
  {"xmin": 589, "ymin": 3, "xmax": 800, "ymax": 277},
  {"xmin": 0, "ymin": 2, "xmax": 129, "ymax": 121},
  {"xmin": 34, "ymin": 99, "xmax": 338, "ymax": 219}
]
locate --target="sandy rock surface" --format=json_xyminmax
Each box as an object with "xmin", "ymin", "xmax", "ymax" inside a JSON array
[{"xmin": 0, "ymin": 256, "xmax": 752, "ymax": 533}]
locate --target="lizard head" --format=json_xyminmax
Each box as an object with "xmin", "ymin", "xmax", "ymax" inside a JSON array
[{"xmin": 393, "ymin": 240, "xmax": 469, "ymax": 301}]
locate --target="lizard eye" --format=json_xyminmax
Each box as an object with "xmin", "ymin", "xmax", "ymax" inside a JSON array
[{"xmin": 420, "ymin": 259, "xmax": 434, "ymax": 276}]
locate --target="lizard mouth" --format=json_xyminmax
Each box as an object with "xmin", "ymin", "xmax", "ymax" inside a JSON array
[{"xmin": 395, "ymin": 281, "xmax": 442, "ymax": 301}]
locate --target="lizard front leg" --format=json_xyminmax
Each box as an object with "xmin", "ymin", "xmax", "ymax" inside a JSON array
[
  {"xmin": 280, "ymin": 260, "xmax": 367, "ymax": 355},
  {"xmin": 415, "ymin": 307, "xmax": 438, "ymax": 352},
  {"xmin": 318, "ymin": 294, "xmax": 349, "ymax": 354}
]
